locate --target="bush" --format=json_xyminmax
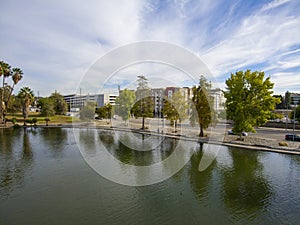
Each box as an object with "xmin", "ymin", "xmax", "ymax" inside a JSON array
[
  {"xmin": 45, "ymin": 117, "xmax": 50, "ymax": 126},
  {"xmin": 11, "ymin": 118, "xmax": 17, "ymax": 125},
  {"xmin": 13, "ymin": 124, "xmax": 20, "ymax": 129},
  {"xmin": 32, "ymin": 118, "xmax": 38, "ymax": 126},
  {"xmin": 279, "ymin": 142, "xmax": 288, "ymax": 147}
]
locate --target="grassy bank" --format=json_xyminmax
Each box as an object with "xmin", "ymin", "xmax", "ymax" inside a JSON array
[{"xmin": 5, "ymin": 113, "xmax": 80, "ymax": 125}]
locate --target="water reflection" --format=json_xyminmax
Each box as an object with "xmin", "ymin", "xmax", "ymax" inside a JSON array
[
  {"xmin": 98, "ymin": 131, "xmax": 176, "ymax": 166},
  {"xmin": 39, "ymin": 128, "xmax": 68, "ymax": 158},
  {"xmin": 189, "ymin": 143, "xmax": 216, "ymax": 201},
  {"xmin": 221, "ymin": 148, "xmax": 273, "ymax": 217},
  {"xmin": 0, "ymin": 128, "xmax": 33, "ymax": 199}
]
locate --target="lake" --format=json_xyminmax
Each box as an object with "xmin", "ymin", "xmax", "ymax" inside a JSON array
[{"xmin": 0, "ymin": 127, "xmax": 300, "ymax": 225}]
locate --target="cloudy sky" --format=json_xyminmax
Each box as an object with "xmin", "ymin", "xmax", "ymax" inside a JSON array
[{"xmin": 1, "ymin": 0, "xmax": 299, "ymax": 96}]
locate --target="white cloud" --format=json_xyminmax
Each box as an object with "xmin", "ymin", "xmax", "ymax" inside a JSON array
[
  {"xmin": 200, "ymin": 0, "xmax": 300, "ymax": 93},
  {"xmin": 0, "ymin": 0, "xmax": 299, "ymax": 96}
]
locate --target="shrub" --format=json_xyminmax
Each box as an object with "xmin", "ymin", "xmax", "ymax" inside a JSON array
[
  {"xmin": 45, "ymin": 117, "xmax": 50, "ymax": 126},
  {"xmin": 11, "ymin": 118, "xmax": 17, "ymax": 125},
  {"xmin": 279, "ymin": 142, "xmax": 288, "ymax": 147},
  {"xmin": 32, "ymin": 118, "xmax": 38, "ymax": 126}
]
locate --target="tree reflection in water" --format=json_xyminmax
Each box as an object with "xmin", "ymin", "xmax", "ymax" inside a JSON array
[
  {"xmin": 189, "ymin": 143, "xmax": 216, "ymax": 201},
  {"xmin": 0, "ymin": 128, "xmax": 33, "ymax": 199},
  {"xmin": 39, "ymin": 128, "xmax": 68, "ymax": 158},
  {"xmin": 221, "ymin": 148, "xmax": 273, "ymax": 216}
]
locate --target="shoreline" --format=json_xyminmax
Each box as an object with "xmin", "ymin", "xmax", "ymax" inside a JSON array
[{"xmin": 2, "ymin": 122, "xmax": 300, "ymax": 155}]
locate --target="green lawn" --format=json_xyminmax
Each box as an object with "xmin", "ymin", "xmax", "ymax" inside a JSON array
[{"xmin": 5, "ymin": 113, "xmax": 80, "ymax": 125}]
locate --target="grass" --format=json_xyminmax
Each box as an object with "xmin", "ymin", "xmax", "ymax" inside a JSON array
[{"xmin": 5, "ymin": 112, "xmax": 80, "ymax": 125}]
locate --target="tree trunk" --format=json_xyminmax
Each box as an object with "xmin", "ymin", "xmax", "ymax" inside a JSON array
[
  {"xmin": 199, "ymin": 124, "xmax": 204, "ymax": 137},
  {"xmin": 142, "ymin": 116, "xmax": 145, "ymax": 129}
]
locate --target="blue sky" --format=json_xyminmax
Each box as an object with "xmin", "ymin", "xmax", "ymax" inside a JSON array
[{"xmin": 0, "ymin": 0, "xmax": 299, "ymax": 96}]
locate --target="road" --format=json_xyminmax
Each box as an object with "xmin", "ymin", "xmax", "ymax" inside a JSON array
[{"xmin": 110, "ymin": 117, "xmax": 299, "ymax": 142}]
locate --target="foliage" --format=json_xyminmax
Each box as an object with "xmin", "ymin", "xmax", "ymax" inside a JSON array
[
  {"xmin": 131, "ymin": 96, "xmax": 154, "ymax": 118},
  {"xmin": 273, "ymin": 95, "xmax": 285, "ymax": 109},
  {"xmin": 0, "ymin": 61, "xmax": 23, "ymax": 124},
  {"xmin": 44, "ymin": 117, "xmax": 50, "ymax": 126},
  {"xmin": 291, "ymin": 105, "xmax": 300, "ymax": 122},
  {"xmin": 32, "ymin": 118, "xmax": 37, "ymax": 126},
  {"xmin": 270, "ymin": 112, "xmax": 284, "ymax": 120},
  {"xmin": 6, "ymin": 95, "xmax": 22, "ymax": 114},
  {"xmin": 18, "ymin": 87, "xmax": 35, "ymax": 125},
  {"xmin": 163, "ymin": 91, "xmax": 188, "ymax": 132},
  {"xmin": 224, "ymin": 70, "xmax": 280, "ymax": 135},
  {"xmin": 279, "ymin": 141, "xmax": 288, "ymax": 147},
  {"xmin": 284, "ymin": 91, "xmax": 291, "ymax": 109},
  {"xmin": 189, "ymin": 76, "xmax": 215, "ymax": 137},
  {"xmin": 38, "ymin": 97, "xmax": 55, "ymax": 117},
  {"xmin": 80, "ymin": 101, "xmax": 96, "ymax": 121},
  {"xmin": 49, "ymin": 91, "xmax": 68, "ymax": 115},
  {"xmin": 115, "ymin": 89, "xmax": 135, "ymax": 122},
  {"xmin": 132, "ymin": 75, "xmax": 154, "ymax": 129},
  {"xmin": 11, "ymin": 117, "xmax": 17, "ymax": 125},
  {"xmin": 96, "ymin": 103, "xmax": 113, "ymax": 120}
]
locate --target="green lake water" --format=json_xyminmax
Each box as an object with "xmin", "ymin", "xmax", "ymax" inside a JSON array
[{"xmin": 0, "ymin": 127, "xmax": 300, "ymax": 225}]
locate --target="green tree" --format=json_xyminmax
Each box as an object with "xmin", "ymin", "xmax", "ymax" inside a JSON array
[
  {"xmin": 96, "ymin": 103, "xmax": 113, "ymax": 123},
  {"xmin": 38, "ymin": 97, "xmax": 55, "ymax": 117},
  {"xmin": 18, "ymin": 87, "xmax": 35, "ymax": 126},
  {"xmin": 49, "ymin": 91, "xmax": 68, "ymax": 115},
  {"xmin": 163, "ymin": 91, "xmax": 188, "ymax": 133},
  {"xmin": 190, "ymin": 76, "xmax": 215, "ymax": 137},
  {"xmin": 224, "ymin": 70, "xmax": 280, "ymax": 135},
  {"xmin": 0, "ymin": 61, "xmax": 23, "ymax": 124},
  {"xmin": 133, "ymin": 75, "xmax": 154, "ymax": 129},
  {"xmin": 291, "ymin": 105, "xmax": 300, "ymax": 122},
  {"xmin": 6, "ymin": 95, "xmax": 22, "ymax": 114},
  {"xmin": 284, "ymin": 91, "xmax": 291, "ymax": 109},
  {"xmin": 115, "ymin": 89, "xmax": 135, "ymax": 123},
  {"xmin": 80, "ymin": 101, "xmax": 96, "ymax": 121}
]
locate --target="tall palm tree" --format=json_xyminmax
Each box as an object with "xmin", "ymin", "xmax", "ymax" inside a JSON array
[
  {"xmin": 6, "ymin": 68, "xmax": 23, "ymax": 109},
  {"xmin": 18, "ymin": 87, "xmax": 34, "ymax": 126},
  {"xmin": 0, "ymin": 61, "xmax": 12, "ymax": 124}
]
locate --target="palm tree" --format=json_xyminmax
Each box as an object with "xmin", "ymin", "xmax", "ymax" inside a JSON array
[
  {"xmin": 18, "ymin": 87, "xmax": 34, "ymax": 126},
  {"xmin": 6, "ymin": 68, "xmax": 23, "ymax": 107},
  {"xmin": 0, "ymin": 61, "xmax": 11, "ymax": 124}
]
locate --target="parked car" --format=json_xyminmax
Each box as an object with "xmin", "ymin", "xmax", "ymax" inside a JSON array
[
  {"xmin": 228, "ymin": 130, "xmax": 248, "ymax": 136},
  {"xmin": 285, "ymin": 134, "xmax": 300, "ymax": 141}
]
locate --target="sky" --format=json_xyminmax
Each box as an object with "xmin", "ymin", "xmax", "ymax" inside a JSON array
[{"xmin": 0, "ymin": 0, "xmax": 300, "ymax": 96}]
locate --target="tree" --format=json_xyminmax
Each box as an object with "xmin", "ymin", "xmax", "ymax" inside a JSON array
[
  {"xmin": 18, "ymin": 87, "xmax": 34, "ymax": 126},
  {"xmin": 80, "ymin": 101, "xmax": 96, "ymax": 121},
  {"xmin": 291, "ymin": 105, "xmax": 300, "ymax": 122},
  {"xmin": 189, "ymin": 76, "xmax": 215, "ymax": 137},
  {"xmin": 49, "ymin": 91, "xmax": 68, "ymax": 115},
  {"xmin": 38, "ymin": 97, "xmax": 55, "ymax": 117},
  {"xmin": 0, "ymin": 61, "xmax": 23, "ymax": 124},
  {"xmin": 133, "ymin": 75, "xmax": 154, "ymax": 129},
  {"xmin": 96, "ymin": 103, "xmax": 113, "ymax": 123},
  {"xmin": 115, "ymin": 89, "xmax": 135, "ymax": 123},
  {"xmin": 273, "ymin": 95, "xmax": 285, "ymax": 109},
  {"xmin": 224, "ymin": 70, "xmax": 280, "ymax": 135},
  {"xmin": 163, "ymin": 91, "xmax": 188, "ymax": 132},
  {"xmin": 131, "ymin": 96, "xmax": 154, "ymax": 128},
  {"xmin": 284, "ymin": 91, "xmax": 291, "ymax": 109}
]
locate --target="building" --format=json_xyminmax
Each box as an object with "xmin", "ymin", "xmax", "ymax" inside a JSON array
[
  {"xmin": 63, "ymin": 94, "xmax": 104, "ymax": 111},
  {"xmin": 290, "ymin": 93, "xmax": 300, "ymax": 107},
  {"xmin": 151, "ymin": 88, "xmax": 164, "ymax": 117},
  {"xmin": 209, "ymin": 88, "xmax": 226, "ymax": 112},
  {"xmin": 104, "ymin": 93, "xmax": 118, "ymax": 105}
]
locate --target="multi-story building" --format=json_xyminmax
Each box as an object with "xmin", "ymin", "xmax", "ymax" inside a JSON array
[
  {"xmin": 209, "ymin": 88, "xmax": 226, "ymax": 112},
  {"xmin": 63, "ymin": 94, "xmax": 104, "ymax": 111},
  {"xmin": 63, "ymin": 92, "xmax": 119, "ymax": 112},
  {"xmin": 151, "ymin": 88, "xmax": 164, "ymax": 117},
  {"xmin": 290, "ymin": 93, "xmax": 300, "ymax": 106}
]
